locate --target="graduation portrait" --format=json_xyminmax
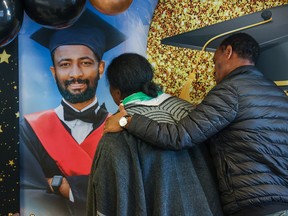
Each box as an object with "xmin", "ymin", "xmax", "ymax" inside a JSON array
[{"xmin": 18, "ymin": 0, "xmax": 158, "ymax": 215}]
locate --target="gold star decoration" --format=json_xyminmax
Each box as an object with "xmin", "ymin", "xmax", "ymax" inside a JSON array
[
  {"xmin": 15, "ymin": 112, "xmax": 19, "ymax": 118},
  {"xmin": 8, "ymin": 160, "xmax": 15, "ymax": 166},
  {"xmin": 0, "ymin": 125, "xmax": 3, "ymax": 133},
  {"xmin": 0, "ymin": 178, "xmax": 3, "ymax": 182},
  {"xmin": 0, "ymin": 50, "xmax": 11, "ymax": 64}
]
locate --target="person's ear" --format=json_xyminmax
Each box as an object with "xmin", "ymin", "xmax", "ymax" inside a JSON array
[
  {"xmin": 226, "ymin": 45, "xmax": 233, "ymax": 59},
  {"xmin": 98, "ymin": 60, "xmax": 105, "ymax": 78},
  {"xmin": 50, "ymin": 66, "xmax": 56, "ymax": 80}
]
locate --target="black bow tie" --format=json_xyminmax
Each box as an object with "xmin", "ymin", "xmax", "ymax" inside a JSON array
[{"xmin": 62, "ymin": 101, "xmax": 99, "ymax": 123}]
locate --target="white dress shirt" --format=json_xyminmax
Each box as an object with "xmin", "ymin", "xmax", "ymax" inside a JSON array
[{"xmin": 54, "ymin": 98, "xmax": 100, "ymax": 144}]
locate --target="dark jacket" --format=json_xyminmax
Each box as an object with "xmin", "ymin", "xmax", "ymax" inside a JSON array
[{"xmin": 128, "ymin": 66, "xmax": 288, "ymax": 216}]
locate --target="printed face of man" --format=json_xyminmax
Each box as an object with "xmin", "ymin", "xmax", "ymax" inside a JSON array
[{"xmin": 50, "ymin": 45, "xmax": 104, "ymax": 104}]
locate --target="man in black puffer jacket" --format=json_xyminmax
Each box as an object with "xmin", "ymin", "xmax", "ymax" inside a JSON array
[{"xmin": 103, "ymin": 33, "xmax": 288, "ymax": 216}]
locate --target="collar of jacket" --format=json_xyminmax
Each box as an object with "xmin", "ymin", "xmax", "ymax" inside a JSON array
[
  {"xmin": 122, "ymin": 91, "xmax": 163, "ymax": 106},
  {"xmin": 222, "ymin": 65, "xmax": 262, "ymax": 82}
]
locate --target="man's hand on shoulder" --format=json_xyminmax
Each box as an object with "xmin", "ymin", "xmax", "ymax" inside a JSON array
[{"xmin": 103, "ymin": 104, "xmax": 130, "ymax": 134}]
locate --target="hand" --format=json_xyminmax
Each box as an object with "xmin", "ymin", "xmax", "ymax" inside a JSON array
[
  {"xmin": 58, "ymin": 177, "xmax": 70, "ymax": 199},
  {"xmin": 47, "ymin": 177, "xmax": 53, "ymax": 191},
  {"xmin": 103, "ymin": 104, "xmax": 128, "ymax": 134}
]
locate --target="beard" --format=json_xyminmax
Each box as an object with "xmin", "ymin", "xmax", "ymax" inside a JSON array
[{"xmin": 56, "ymin": 77, "xmax": 98, "ymax": 104}]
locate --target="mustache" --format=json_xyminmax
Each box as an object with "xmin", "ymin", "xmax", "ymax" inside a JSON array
[{"xmin": 64, "ymin": 79, "xmax": 89, "ymax": 86}]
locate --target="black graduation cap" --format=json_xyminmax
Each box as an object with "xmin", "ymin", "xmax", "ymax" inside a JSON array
[
  {"xmin": 30, "ymin": 9, "xmax": 127, "ymax": 59},
  {"xmin": 161, "ymin": 4, "xmax": 288, "ymax": 90}
]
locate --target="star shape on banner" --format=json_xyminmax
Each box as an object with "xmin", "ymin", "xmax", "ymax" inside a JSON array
[
  {"xmin": 0, "ymin": 50, "xmax": 11, "ymax": 64},
  {"xmin": 0, "ymin": 125, "xmax": 3, "ymax": 133},
  {"xmin": 8, "ymin": 160, "xmax": 15, "ymax": 166}
]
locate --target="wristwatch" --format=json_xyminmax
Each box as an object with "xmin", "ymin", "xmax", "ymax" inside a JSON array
[
  {"xmin": 119, "ymin": 115, "xmax": 131, "ymax": 128},
  {"xmin": 51, "ymin": 175, "xmax": 63, "ymax": 194}
]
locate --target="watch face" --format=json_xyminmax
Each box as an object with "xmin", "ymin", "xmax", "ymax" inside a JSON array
[
  {"xmin": 119, "ymin": 116, "xmax": 128, "ymax": 127},
  {"xmin": 52, "ymin": 175, "xmax": 63, "ymax": 187}
]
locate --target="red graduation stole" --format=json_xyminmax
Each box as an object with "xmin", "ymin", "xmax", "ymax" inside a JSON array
[{"xmin": 25, "ymin": 110, "xmax": 106, "ymax": 176}]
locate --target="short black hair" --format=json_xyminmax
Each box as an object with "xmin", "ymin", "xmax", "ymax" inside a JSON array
[
  {"xmin": 220, "ymin": 33, "xmax": 260, "ymax": 63},
  {"xmin": 106, "ymin": 53, "xmax": 161, "ymax": 98}
]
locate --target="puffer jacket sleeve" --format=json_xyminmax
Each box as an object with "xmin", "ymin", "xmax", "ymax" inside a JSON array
[{"xmin": 128, "ymin": 83, "xmax": 239, "ymax": 150}]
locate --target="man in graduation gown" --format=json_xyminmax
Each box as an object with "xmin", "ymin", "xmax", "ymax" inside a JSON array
[{"xmin": 20, "ymin": 9, "xmax": 126, "ymax": 215}]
